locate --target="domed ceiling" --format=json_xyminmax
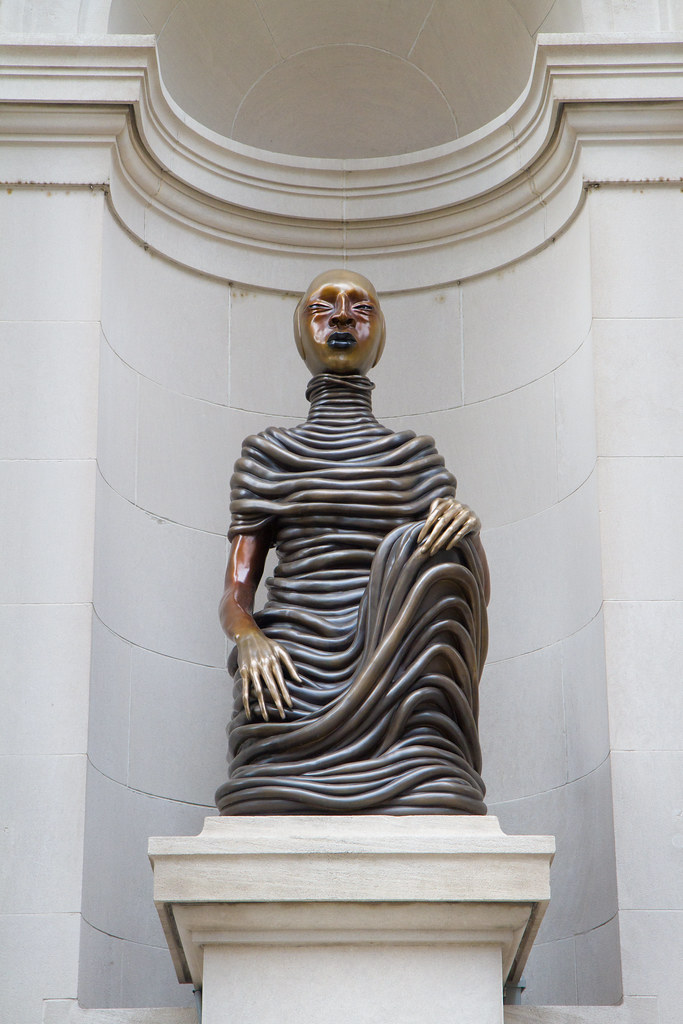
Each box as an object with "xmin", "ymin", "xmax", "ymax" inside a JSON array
[{"xmin": 109, "ymin": 0, "xmax": 582, "ymax": 158}]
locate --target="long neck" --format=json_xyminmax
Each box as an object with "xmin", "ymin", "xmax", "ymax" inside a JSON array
[{"xmin": 305, "ymin": 373, "xmax": 377, "ymax": 427}]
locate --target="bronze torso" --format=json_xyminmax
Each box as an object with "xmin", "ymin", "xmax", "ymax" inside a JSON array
[{"xmin": 215, "ymin": 373, "xmax": 488, "ymax": 815}]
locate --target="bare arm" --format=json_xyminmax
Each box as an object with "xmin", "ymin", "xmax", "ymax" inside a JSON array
[
  {"xmin": 219, "ymin": 532, "xmax": 270, "ymax": 642},
  {"xmin": 219, "ymin": 531, "xmax": 299, "ymax": 720}
]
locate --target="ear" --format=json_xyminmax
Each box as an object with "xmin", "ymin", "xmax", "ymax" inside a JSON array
[
  {"xmin": 371, "ymin": 311, "xmax": 386, "ymax": 367},
  {"xmin": 293, "ymin": 299, "xmax": 306, "ymax": 361}
]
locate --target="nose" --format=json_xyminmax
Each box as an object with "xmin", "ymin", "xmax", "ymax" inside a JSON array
[{"xmin": 329, "ymin": 295, "xmax": 354, "ymax": 328}]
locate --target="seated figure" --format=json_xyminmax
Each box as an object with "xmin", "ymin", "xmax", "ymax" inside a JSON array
[{"xmin": 215, "ymin": 270, "xmax": 490, "ymax": 815}]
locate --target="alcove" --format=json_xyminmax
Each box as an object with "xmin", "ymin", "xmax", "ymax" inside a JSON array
[{"xmin": 77, "ymin": 0, "xmax": 623, "ymax": 1010}]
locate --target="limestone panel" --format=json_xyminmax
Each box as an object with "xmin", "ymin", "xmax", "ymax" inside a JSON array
[
  {"xmin": 484, "ymin": 471, "xmax": 602, "ymax": 661},
  {"xmin": 0, "ymin": 187, "xmax": 103, "ymax": 321},
  {"xmin": 81, "ymin": 763, "xmax": 211, "ymax": 947},
  {"xmin": 0, "ymin": 320, "xmax": 99, "ymax": 460},
  {"xmin": 232, "ymin": 47, "xmax": 458, "ymax": 158},
  {"xmin": 554, "ymin": 332, "xmax": 598, "ymax": 501},
  {"xmin": 619, "ymin": 909, "xmax": 683, "ymax": 1024},
  {"xmin": 253, "ymin": 0, "xmax": 433, "ymax": 59},
  {"xmin": 372, "ymin": 285, "xmax": 462, "ymax": 419},
  {"xmin": 410, "ymin": 0, "xmax": 533, "ymax": 138},
  {"xmin": 97, "ymin": 332, "xmax": 139, "ymax": 502},
  {"xmin": 598, "ymin": 456, "xmax": 683, "ymax": 602},
  {"xmin": 0, "ymin": 603, "xmax": 91, "ymax": 756},
  {"xmin": 536, "ymin": 0, "xmax": 584, "ymax": 31},
  {"xmin": 120, "ymin": 937, "xmax": 195, "ymax": 1009},
  {"xmin": 510, "ymin": 0, "xmax": 565, "ymax": 35},
  {"xmin": 604, "ymin": 601, "xmax": 683, "ymax": 752},
  {"xmin": 88, "ymin": 614, "xmax": 132, "ymax": 785},
  {"xmin": 590, "ymin": 186, "xmax": 683, "ymax": 320},
  {"xmin": 128, "ymin": 645, "xmax": 230, "ymax": 806},
  {"xmin": 0, "ymin": 912, "xmax": 80, "ymax": 1024},
  {"xmin": 561, "ymin": 610, "xmax": 610, "ymax": 781},
  {"xmin": 462, "ymin": 214, "xmax": 592, "ymax": 402},
  {"xmin": 205, "ymin": 940, "xmax": 503, "ymax": 1024},
  {"xmin": 78, "ymin": 919, "xmax": 123, "ymax": 1009},
  {"xmin": 101, "ymin": 213, "xmax": 230, "ymax": 403},
  {"xmin": 136, "ymin": 378, "xmax": 234, "ymax": 534},
  {"xmin": 228, "ymin": 286, "xmax": 307, "ymax": 417},
  {"xmin": 157, "ymin": 0, "xmax": 279, "ymax": 137},
  {"xmin": 520, "ymin": 935, "xmax": 578, "ymax": 1005},
  {"xmin": 93, "ymin": 474, "xmax": 227, "ymax": 666},
  {"xmin": 594, "ymin": 317, "xmax": 683, "ymax": 457},
  {"xmin": 0, "ymin": 754, "xmax": 86, "ymax": 913},
  {"xmin": 479, "ymin": 642, "xmax": 567, "ymax": 804},
  {"xmin": 491, "ymin": 758, "xmax": 618, "ymax": 945},
  {"xmin": 107, "ymin": 0, "xmax": 154, "ymax": 33},
  {"xmin": 395, "ymin": 372, "xmax": 559, "ymax": 529},
  {"xmin": 575, "ymin": 914, "xmax": 623, "ymax": 1006},
  {"xmin": 611, "ymin": 751, "xmax": 683, "ymax": 911},
  {"xmin": 0, "ymin": 460, "xmax": 96, "ymax": 604}
]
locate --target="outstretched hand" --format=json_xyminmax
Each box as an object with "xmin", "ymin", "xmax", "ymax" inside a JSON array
[
  {"xmin": 235, "ymin": 629, "xmax": 299, "ymax": 721},
  {"xmin": 417, "ymin": 496, "xmax": 481, "ymax": 556}
]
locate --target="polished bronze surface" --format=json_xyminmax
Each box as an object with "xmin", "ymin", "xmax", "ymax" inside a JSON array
[
  {"xmin": 217, "ymin": 270, "xmax": 489, "ymax": 815},
  {"xmin": 293, "ymin": 269, "xmax": 386, "ymax": 375}
]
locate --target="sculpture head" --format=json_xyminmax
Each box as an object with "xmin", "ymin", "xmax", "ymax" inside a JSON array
[{"xmin": 294, "ymin": 269, "xmax": 386, "ymax": 375}]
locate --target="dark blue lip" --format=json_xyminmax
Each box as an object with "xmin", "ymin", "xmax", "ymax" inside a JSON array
[{"xmin": 327, "ymin": 332, "xmax": 356, "ymax": 349}]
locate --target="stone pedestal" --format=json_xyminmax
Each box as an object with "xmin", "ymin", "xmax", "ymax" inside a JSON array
[{"xmin": 149, "ymin": 816, "xmax": 554, "ymax": 1024}]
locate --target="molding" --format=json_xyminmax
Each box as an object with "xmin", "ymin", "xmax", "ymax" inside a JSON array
[
  {"xmin": 1, "ymin": 34, "xmax": 683, "ymax": 288},
  {"xmin": 42, "ymin": 1000, "xmax": 196, "ymax": 1023},
  {"xmin": 504, "ymin": 998, "xmax": 658, "ymax": 1024},
  {"xmin": 41, "ymin": 993, "xmax": 656, "ymax": 1024}
]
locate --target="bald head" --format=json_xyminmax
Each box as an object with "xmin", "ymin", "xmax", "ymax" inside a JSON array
[{"xmin": 293, "ymin": 269, "xmax": 386, "ymax": 375}]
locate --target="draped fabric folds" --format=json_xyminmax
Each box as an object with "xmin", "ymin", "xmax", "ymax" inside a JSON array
[{"xmin": 215, "ymin": 373, "xmax": 488, "ymax": 815}]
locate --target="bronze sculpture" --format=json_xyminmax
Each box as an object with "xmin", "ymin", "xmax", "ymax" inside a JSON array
[{"xmin": 216, "ymin": 270, "xmax": 490, "ymax": 815}]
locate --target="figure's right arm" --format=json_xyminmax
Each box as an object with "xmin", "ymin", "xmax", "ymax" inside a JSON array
[
  {"xmin": 219, "ymin": 531, "xmax": 299, "ymax": 721},
  {"xmin": 219, "ymin": 532, "xmax": 270, "ymax": 644}
]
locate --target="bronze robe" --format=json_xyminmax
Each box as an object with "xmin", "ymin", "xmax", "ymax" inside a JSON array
[{"xmin": 215, "ymin": 373, "xmax": 487, "ymax": 815}]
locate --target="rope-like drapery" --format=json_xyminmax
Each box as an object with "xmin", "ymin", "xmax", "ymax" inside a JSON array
[{"xmin": 215, "ymin": 373, "xmax": 488, "ymax": 814}]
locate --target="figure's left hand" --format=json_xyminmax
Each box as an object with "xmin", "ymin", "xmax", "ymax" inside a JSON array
[{"xmin": 417, "ymin": 496, "xmax": 481, "ymax": 556}]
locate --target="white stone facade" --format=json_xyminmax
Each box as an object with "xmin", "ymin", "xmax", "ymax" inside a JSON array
[{"xmin": 0, "ymin": 3, "xmax": 681, "ymax": 1022}]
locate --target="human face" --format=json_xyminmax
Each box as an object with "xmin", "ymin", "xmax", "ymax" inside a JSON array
[{"xmin": 297, "ymin": 275, "xmax": 385, "ymax": 375}]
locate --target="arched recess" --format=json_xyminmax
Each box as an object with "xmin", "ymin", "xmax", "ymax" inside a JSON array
[
  {"xmin": 70, "ymin": 18, "xmax": 628, "ymax": 1010},
  {"xmin": 104, "ymin": 0, "xmax": 585, "ymax": 156}
]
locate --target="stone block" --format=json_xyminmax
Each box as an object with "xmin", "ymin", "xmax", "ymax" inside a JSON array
[
  {"xmin": 462, "ymin": 214, "xmax": 591, "ymax": 402},
  {"xmin": 0, "ymin": 320, "xmax": 99, "ymax": 460},
  {"xmin": 150, "ymin": 816, "xmax": 553, "ymax": 1024}
]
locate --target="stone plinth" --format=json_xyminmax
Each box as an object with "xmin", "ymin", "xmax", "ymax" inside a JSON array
[{"xmin": 149, "ymin": 816, "xmax": 554, "ymax": 1024}]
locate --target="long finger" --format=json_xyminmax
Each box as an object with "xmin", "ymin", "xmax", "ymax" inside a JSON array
[
  {"xmin": 261, "ymin": 662, "xmax": 285, "ymax": 719},
  {"xmin": 421, "ymin": 497, "xmax": 450, "ymax": 527},
  {"xmin": 428, "ymin": 509, "xmax": 470, "ymax": 554},
  {"xmin": 419, "ymin": 506, "xmax": 465, "ymax": 552},
  {"xmin": 416, "ymin": 498, "xmax": 450, "ymax": 544},
  {"xmin": 242, "ymin": 669, "xmax": 252, "ymax": 720},
  {"xmin": 271, "ymin": 656, "xmax": 293, "ymax": 708},
  {"xmin": 445, "ymin": 514, "xmax": 480, "ymax": 550},
  {"xmin": 276, "ymin": 646, "xmax": 301, "ymax": 687},
  {"xmin": 252, "ymin": 673, "xmax": 269, "ymax": 721}
]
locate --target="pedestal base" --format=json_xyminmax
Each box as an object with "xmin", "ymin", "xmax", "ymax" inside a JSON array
[{"xmin": 149, "ymin": 816, "xmax": 554, "ymax": 1024}]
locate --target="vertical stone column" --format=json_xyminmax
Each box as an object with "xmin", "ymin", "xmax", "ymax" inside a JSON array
[
  {"xmin": 0, "ymin": 183, "xmax": 103, "ymax": 1024},
  {"xmin": 590, "ymin": 183, "xmax": 683, "ymax": 1024}
]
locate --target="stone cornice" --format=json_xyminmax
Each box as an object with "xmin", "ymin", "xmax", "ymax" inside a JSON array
[{"xmin": 1, "ymin": 33, "xmax": 683, "ymax": 288}]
